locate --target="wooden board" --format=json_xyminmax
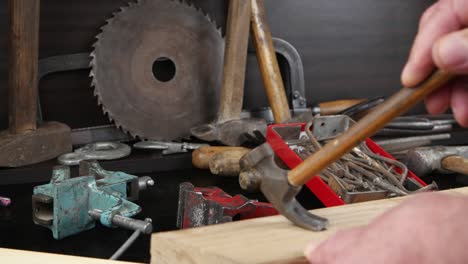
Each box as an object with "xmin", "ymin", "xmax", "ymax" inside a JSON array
[
  {"xmin": 0, "ymin": 248, "xmax": 139, "ymax": 264},
  {"xmin": 151, "ymin": 187, "xmax": 468, "ymax": 264}
]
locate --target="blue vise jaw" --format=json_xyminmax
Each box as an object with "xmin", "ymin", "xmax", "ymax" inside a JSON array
[{"xmin": 32, "ymin": 161, "xmax": 149, "ymax": 240}]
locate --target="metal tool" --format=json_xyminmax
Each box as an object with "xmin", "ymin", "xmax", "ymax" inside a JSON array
[
  {"xmin": 176, "ymin": 182, "xmax": 277, "ymax": 229},
  {"xmin": 240, "ymin": 69, "xmax": 453, "ymax": 230},
  {"xmin": 109, "ymin": 218, "xmax": 152, "ymax": 260},
  {"xmin": 405, "ymin": 146, "xmax": 468, "ymax": 177},
  {"xmin": 191, "ymin": 2, "xmax": 300, "ymax": 146},
  {"xmin": 71, "ymin": 125, "xmax": 131, "ymax": 146},
  {"xmin": 190, "ymin": 0, "xmax": 266, "ymax": 147},
  {"xmin": 374, "ymin": 114, "xmax": 457, "ymax": 136},
  {"xmin": 37, "ymin": 52, "xmax": 91, "ymax": 122},
  {"xmin": 91, "ymin": 0, "xmax": 224, "ymax": 140},
  {"xmin": 32, "ymin": 161, "xmax": 154, "ymax": 239},
  {"xmin": 37, "ymin": 53, "xmax": 133, "ymax": 146},
  {"xmin": 191, "ymin": 37, "xmax": 300, "ymax": 146},
  {"xmin": 58, "ymin": 142, "xmax": 131, "ymax": 165},
  {"xmin": 0, "ymin": 0, "xmax": 72, "ymax": 167},
  {"xmin": 0, "ymin": 196, "xmax": 11, "ymax": 207},
  {"xmin": 337, "ymin": 97, "xmax": 385, "ymax": 117},
  {"xmin": 133, "ymin": 141, "xmax": 208, "ymax": 155},
  {"xmin": 240, "ymin": 37, "xmax": 310, "ymax": 122},
  {"xmin": 374, "ymin": 133, "xmax": 452, "ymax": 153}
]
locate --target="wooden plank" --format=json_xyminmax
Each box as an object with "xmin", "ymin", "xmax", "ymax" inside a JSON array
[
  {"xmin": 0, "ymin": 248, "xmax": 139, "ymax": 264},
  {"xmin": 151, "ymin": 187, "xmax": 468, "ymax": 264}
]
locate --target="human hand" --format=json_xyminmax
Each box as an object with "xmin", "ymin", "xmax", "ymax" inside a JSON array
[
  {"xmin": 401, "ymin": 0, "xmax": 468, "ymax": 127},
  {"xmin": 304, "ymin": 192, "xmax": 468, "ymax": 263}
]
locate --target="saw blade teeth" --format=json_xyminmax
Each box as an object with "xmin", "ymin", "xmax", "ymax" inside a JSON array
[{"xmin": 91, "ymin": 0, "xmax": 223, "ymax": 141}]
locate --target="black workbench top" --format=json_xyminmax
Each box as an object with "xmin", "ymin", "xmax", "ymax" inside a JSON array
[{"xmin": 0, "ymin": 151, "xmax": 464, "ymax": 263}]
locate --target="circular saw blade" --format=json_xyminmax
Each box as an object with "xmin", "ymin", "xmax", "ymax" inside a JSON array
[{"xmin": 91, "ymin": 0, "xmax": 224, "ymax": 140}]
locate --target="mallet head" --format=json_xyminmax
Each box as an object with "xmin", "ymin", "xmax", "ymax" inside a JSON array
[{"xmin": 239, "ymin": 143, "xmax": 329, "ymax": 231}]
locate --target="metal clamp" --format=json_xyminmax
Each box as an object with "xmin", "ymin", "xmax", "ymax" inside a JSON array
[
  {"xmin": 58, "ymin": 142, "xmax": 131, "ymax": 165},
  {"xmin": 133, "ymin": 141, "xmax": 208, "ymax": 155}
]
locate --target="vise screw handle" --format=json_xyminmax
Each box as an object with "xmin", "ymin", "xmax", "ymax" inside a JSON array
[
  {"xmin": 288, "ymin": 70, "xmax": 454, "ymax": 187},
  {"xmin": 89, "ymin": 209, "xmax": 153, "ymax": 235}
]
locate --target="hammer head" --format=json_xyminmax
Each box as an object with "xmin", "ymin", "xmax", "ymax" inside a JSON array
[
  {"xmin": 405, "ymin": 146, "xmax": 468, "ymax": 176},
  {"xmin": 0, "ymin": 122, "xmax": 72, "ymax": 167},
  {"xmin": 191, "ymin": 118, "xmax": 267, "ymax": 146},
  {"xmin": 239, "ymin": 143, "xmax": 329, "ymax": 231}
]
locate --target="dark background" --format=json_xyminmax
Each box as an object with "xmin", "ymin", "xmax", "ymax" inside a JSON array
[{"xmin": 0, "ymin": 0, "xmax": 437, "ymax": 263}]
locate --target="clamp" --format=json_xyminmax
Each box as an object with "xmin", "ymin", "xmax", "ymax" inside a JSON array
[
  {"xmin": 176, "ymin": 182, "xmax": 277, "ymax": 229},
  {"xmin": 32, "ymin": 160, "xmax": 154, "ymax": 239}
]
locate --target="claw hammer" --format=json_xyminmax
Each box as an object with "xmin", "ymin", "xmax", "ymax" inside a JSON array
[{"xmin": 240, "ymin": 70, "xmax": 454, "ymax": 230}]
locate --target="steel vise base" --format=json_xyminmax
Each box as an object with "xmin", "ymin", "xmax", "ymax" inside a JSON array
[{"xmin": 32, "ymin": 161, "xmax": 148, "ymax": 239}]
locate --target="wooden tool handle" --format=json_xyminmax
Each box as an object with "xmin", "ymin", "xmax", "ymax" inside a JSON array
[
  {"xmin": 288, "ymin": 70, "xmax": 454, "ymax": 187},
  {"xmin": 442, "ymin": 156, "xmax": 468, "ymax": 175},
  {"xmin": 319, "ymin": 99, "xmax": 367, "ymax": 116},
  {"xmin": 209, "ymin": 149, "xmax": 250, "ymax": 177},
  {"xmin": 251, "ymin": 0, "xmax": 291, "ymax": 123},
  {"xmin": 192, "ymin": 146, "xmax": 250, "ymax": 170},
  {"xmin": 8, "ymin": 0, "xmax": 40, "ymax": 134},
  {"xmin": 217, "ymin": 0, "xmax": 251, "ymax": 123}
]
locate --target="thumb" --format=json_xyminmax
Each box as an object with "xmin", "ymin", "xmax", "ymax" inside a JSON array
[{"xmin": 433, "ymin": 29, "xmax": 468, "ymax": 74}]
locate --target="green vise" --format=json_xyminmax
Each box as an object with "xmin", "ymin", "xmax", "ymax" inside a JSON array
[{"xmin": 32, "ymin": 160, "xmax": 154, "ymax": 239}]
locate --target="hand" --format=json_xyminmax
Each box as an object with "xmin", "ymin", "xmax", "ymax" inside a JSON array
[
  {"xmin": 401, "ymin": 0, "xmax": 468, "ymax": 127},
  {"xmin": 304, "ymin": 193, "xmax": 468, "ymax": 263}
]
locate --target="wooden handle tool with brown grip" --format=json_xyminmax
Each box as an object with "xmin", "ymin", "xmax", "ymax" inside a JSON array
[
  {"xmin": 442, "ymin": 156, "xmax": 468, "ymax": 175},
  {"xmin": 251, "ymin": 0, "xmax": 291, "ymax": 123},
  {"xmin": 288, "ymin": 70, "xmax": 454, "ymax": 187},
  {"xmin": 192, "ymin": 146, "xmax": 250, "ymax": 170},
  {"xmin": 8, "ymin": 0, "xmax": 40, "ymax": 134},
  {"xmin": 317, "ymin": 99, "xmax": 367, "ymax": 116},
  {"xmin": 217, "ymin": 0, "xmax": 251, "ymax": 123},
  {"xmin": 209, "ymin": 149, "xmax": 251, "ymax": 177}
]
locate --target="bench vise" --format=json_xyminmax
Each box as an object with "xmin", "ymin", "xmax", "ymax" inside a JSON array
[
  {"xmin": 32, "ymin": 161, "xmax": 154, "ymax": 239},
  {"xmin": 177, "ymin": 182, "xmax": 278, "ymax": 229}
]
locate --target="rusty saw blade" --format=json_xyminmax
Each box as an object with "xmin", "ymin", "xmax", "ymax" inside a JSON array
[{"xmin": 91, "ymin": 0, "xmax": 224, "ymax": 140}]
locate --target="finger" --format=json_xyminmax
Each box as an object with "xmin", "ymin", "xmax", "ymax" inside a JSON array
[
  {"xmin": 401, "ymin": 1, "xmax": 460, "ymax": 87},
  {"xmin": 425, "ymin": 83, "xmax": 452, "ymax": 115},
  {"xmin": 451, "ymin": 78, "xmax": 468, "ymax": 127},
  {"xmin": 305, "ymin": 227, "xmax": 364, "ymax": 264},
  {"xmin": 433, "ymin": 29, "xmax": 468, "ymax": 74}
]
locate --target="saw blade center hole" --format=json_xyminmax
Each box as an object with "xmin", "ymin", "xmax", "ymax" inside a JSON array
[{"xmin": 152, "ymin": 57, "xmax": 176, "ymax": 82}]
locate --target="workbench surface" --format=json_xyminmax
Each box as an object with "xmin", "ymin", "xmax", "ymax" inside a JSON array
[
  {"xmin": 152, "ymin": 186, "xmax": 468, "ymax": 264},
  {"xmin": 0, "ymin": 152, "xmax": 326, "ymax": 263},
  {"xmin": 0, "ymin": 153, "xmax": 268, "ymax": 263},
  {"xmin": 0, "ymin": 150, "xmax": 462, "ymax": 263}
]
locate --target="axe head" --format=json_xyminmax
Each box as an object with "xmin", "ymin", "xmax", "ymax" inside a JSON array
[{"xmin": 239, "ymin": 143, "xmax": 329, "ymax": 231}]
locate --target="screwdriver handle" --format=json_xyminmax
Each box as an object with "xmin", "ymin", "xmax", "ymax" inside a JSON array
[
  {"xmin": 442, "ymin": 156, "xmax": 468, "ymax": 175},
  {"xmin": 288, "ymin": 70, "xmax": 454, "ymax": 187},
  {"xmin": 318, "ymin": 99, "xmax": 366, "ymax": 116}
]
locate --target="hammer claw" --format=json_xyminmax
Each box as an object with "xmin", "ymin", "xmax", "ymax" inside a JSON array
[
  {"xmin": 286, "ymin": 199, "xmax": 329, "ymax": 231},
  {"xmin": 240, "ymin": 143, "xmax": 329, "ymax": 231}
]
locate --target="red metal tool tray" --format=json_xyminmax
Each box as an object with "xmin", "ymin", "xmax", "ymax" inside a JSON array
[{"xmin": 266, "ymin": 122, "xmax": 427, "ymax": 207}]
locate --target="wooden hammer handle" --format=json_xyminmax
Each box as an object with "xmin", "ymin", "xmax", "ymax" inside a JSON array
[
  {"xmin": 251, "ymin": 0, "xmax": 291, "ymax": 123},
  {"xmin": 8, "ymin": 0, "xmax": 40, "ymax": 134},
  {"xmin": 288, "ymin": 70, "xmax": 454, "ymax": 187},
  {"xmin": 442, "ymin": 156, "xmax": 468, "ymax": 175},
  {"xmin": 217, "ymin": 0, "xmax": 251, "ymax": 123},
  {"xmin": 192, "ymin": 146, "xmax": 250, "ymax": 170}
]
